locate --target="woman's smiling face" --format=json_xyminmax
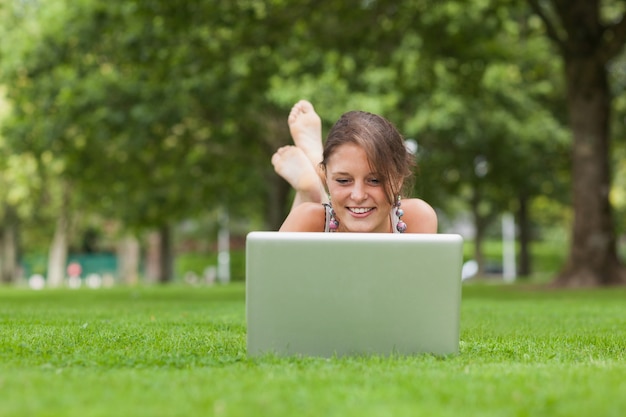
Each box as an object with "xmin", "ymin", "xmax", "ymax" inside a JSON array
[{"xmin": 325, "ymin": 143, "xmax": 396, "ymax": 233}]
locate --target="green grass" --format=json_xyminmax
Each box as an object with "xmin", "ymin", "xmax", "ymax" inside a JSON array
[{"xmin": 1, "ymin": 284, "xmax": 625, "ymax": 417}]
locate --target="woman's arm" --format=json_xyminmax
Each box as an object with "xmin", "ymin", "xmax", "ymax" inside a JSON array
[
  {"xmin": 278, "ymin": 202, "xmax": 326, "ymax": 232},
  {"xmin": 401, "ymin": 198, "xmax": 438, "ymax": 234}
]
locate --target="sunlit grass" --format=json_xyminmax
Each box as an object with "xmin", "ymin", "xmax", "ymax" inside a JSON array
[{"xmin": 1, "ymin": 283, "xmax": 625, "ymax": 417}]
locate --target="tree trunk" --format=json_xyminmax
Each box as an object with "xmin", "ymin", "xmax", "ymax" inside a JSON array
[
  {"xmin": 158, "ymin": 224, "xmax": 174, "ymax": 283},
  {"xmin": 473, "ymin": 222, "xmax": 485, "ymax": 276},
  {"xmin": 552, "ymin": 3, "xmax": 626, "ymax": 286},
  {"xmin": 117, "ymin": 234, "xmax": 140, "ymax": 285},
  {"xmin": 47, "ymin": 182, "xmax": 74, "ymax": 288},
  {"xmin": 47, "ymin": 209, "xmax": 69, "ymax": 288},
  {"xmin": 0, "ymin": 205, "xmax": 19, "ymax": 284},
  {"xmin": 144, "ymin": 231, "xmax": 160, "ymax": 283},
  {"xmin": 470, "ymin": 189, "xmax": 487, "ymax": 276},
  {"xmin": 525, "ymin": 1, "xmax": 626, "ymax": 287},
  {"xmin": 144, "ymin": 225, "xmax": 174, "ymax": 283},
  {"xmin": 517, "ymin": 193, "xmax": 531, "ymax": 277},
  {"xmin": 555, "ymin": 54, "xmax": 626, "ymax": 286}
]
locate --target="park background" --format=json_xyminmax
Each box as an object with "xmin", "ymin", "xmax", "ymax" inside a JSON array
[
  {"xmin": 2, "ymin": 2, "xmax": 626, "ymax": 417},
  {"xmin": 0, "ymin": 0, "xmax": 625, "ymax": 287}
]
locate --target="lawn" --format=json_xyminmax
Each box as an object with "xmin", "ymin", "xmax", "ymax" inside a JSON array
[{"xmin": 1, "ymin": 283, "xmax": 625, "ymax": 417}]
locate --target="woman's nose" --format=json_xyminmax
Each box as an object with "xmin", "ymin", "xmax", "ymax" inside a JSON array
[{"xmin": 350, "ymin": 182, "xmax": 367, "ymax": 201}]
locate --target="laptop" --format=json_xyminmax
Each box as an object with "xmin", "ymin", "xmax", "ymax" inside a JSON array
[{"xmin": 245, "ymin": 232, "xmax": 463, "ymax": 358}]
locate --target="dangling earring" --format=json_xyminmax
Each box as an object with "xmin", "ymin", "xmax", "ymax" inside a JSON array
[
  {"xmin": 328, "ymin": 199, "xmax": 339, "ymax": 232},
  {"xmin": 395, "ymin": 195, "xmax": 407, "ymax": 233}
]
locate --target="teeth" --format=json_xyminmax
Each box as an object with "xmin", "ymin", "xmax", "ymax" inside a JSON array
[{"xmin": 350, "ymin": 207, "xmax": 372, "ymax": 214}]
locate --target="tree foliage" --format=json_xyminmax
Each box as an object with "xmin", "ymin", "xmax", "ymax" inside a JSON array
[{"xmin": 1, "ymin": 0, "xmax": 623, "ymax": 285}]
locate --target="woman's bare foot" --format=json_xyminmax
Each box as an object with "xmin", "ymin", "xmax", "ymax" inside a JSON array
[
  {"xmin": 288, "ymin": 100, "xmax": 324, "ymax": 170},
  {"xmin": 272, "ymin": 146, "xmax": 325, "ymax": 204}
]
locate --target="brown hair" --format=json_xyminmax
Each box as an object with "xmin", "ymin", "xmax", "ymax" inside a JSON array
[{"xmin": 321, "ymin": 110, "xmax": 416, "ymax": 204}]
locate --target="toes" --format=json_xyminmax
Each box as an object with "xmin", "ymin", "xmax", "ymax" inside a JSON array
[
  {"xmin": 271, "ymin": 146, "xmax": 294, "ymax": 165},
  {"xmin": 288, "ymin": 99, "xmax": 314, "ymax": 124},
  {"xmin": 295, "ymin": 100, "xmax": 314, "ymax": 113}
]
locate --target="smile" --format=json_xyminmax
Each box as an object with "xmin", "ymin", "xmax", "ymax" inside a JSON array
[{"xmin": 348, "ymin": 207, "xmax": 374, "ymax": 214}]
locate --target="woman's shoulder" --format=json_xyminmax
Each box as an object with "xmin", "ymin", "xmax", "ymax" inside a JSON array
[
  {"xmin": 279, "ymin": 202, "xmax": 326, "ymax": 232},
  {"xmin": 400, "ymin": 198, "xmax": 438, "ymax": 233}
]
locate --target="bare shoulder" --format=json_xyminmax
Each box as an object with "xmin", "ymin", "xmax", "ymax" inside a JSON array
[
  {"xmin": 400, "ymin": 198, "xmax": 438, "ymax": 233},
  {"xmin": 279, "ymin": 202, "xmax": 326, "ymax": 232}
]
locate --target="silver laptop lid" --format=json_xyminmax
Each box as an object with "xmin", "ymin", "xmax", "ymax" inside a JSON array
[{"xmin": 246, "ymin": 232, "xmax": 463, "ymax": 357}]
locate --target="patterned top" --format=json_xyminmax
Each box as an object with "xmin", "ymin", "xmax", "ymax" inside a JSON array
[{"xmin": 323, "ymin": 203, "xmax": 402, "ymax": 233}]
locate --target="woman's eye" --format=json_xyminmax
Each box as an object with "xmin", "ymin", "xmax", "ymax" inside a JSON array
[
  {"xmin": 368, "ymin": 178, "xmax": 381, "ymax": 185},
  {"xmin": 336, "ymin": 179, "xmax": 350, "ymax": 184}
]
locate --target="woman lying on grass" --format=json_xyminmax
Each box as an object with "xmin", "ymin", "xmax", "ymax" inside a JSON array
[{"xmin": 271, "ymin": 100, "xmax": 437, "ymax": 233}]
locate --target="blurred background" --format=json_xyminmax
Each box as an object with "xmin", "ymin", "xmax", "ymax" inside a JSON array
[{"xmin": 0, "ymin": 0, "xmax": 625, "ymax": 288}]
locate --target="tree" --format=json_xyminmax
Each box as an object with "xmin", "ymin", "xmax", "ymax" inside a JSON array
[
  {"xmin": 5, "ymin": 0, "xmax": 621, "ymax": 288},
  {"xmin": 528, "ymin": 0, "xmax": 626, "ymax": 286},
  {"xmin": 0, "ymin": 84, "xmax": 49, "ymax": 284},
  {"xmin": 269, "ymin": 0, "xmax": 570, "ymax": 276},
  {"xmin": 0, "ymin": 0, "xmax": 291, "ymax": 281}
]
